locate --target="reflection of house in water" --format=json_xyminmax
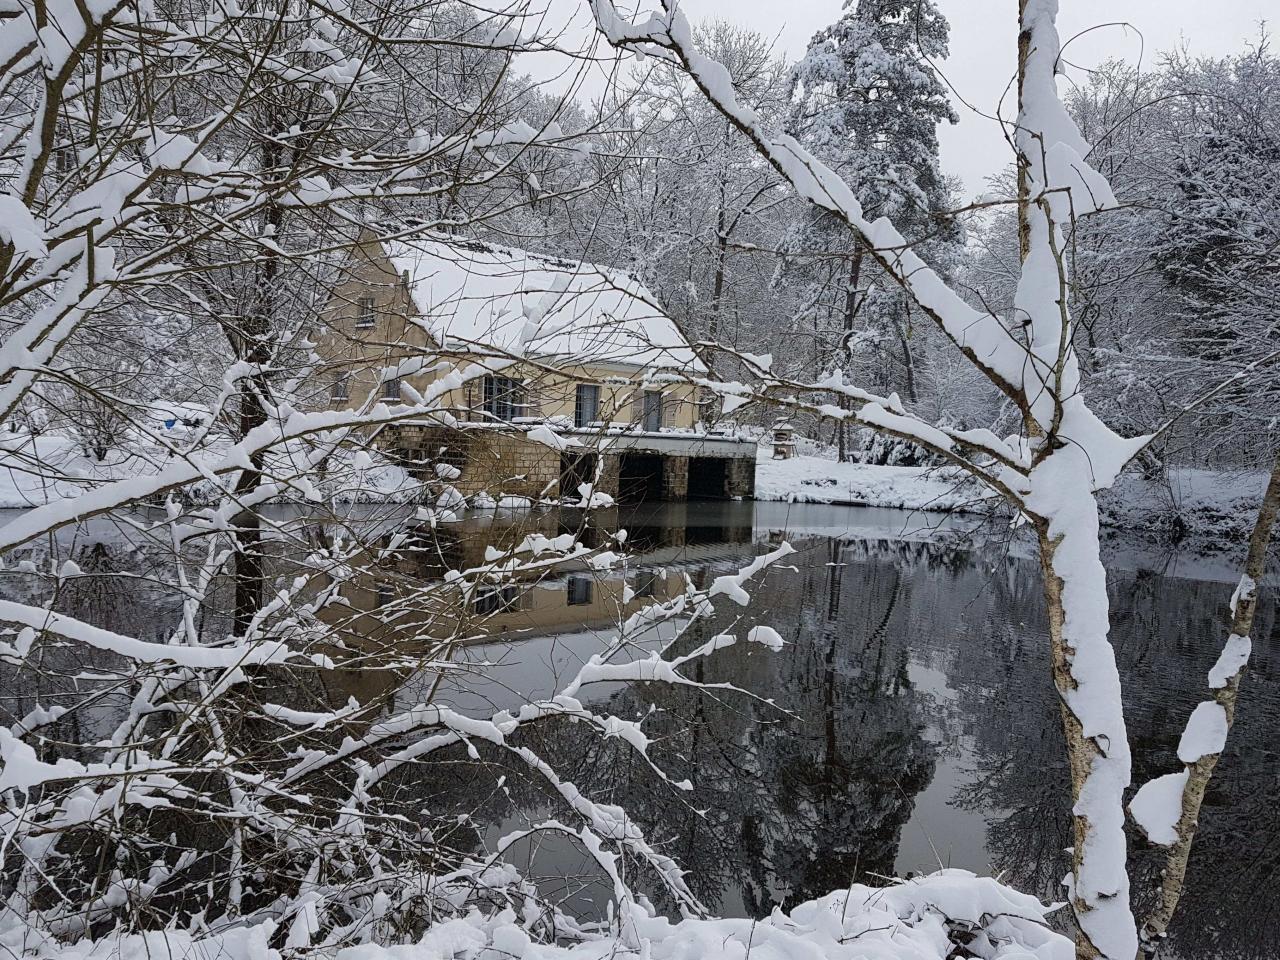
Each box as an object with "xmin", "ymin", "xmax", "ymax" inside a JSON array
[
  {"xmin": 315, "ymin": 234, "xmax": 756, "ymax": 503},
  {"xmin": 326, "ymin": 503, "xmax": 760, "ymax": 657}
]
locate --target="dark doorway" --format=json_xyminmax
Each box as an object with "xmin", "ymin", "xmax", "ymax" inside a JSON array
[
  {"xmin": 618, "ymin": 453, "xmax": 664, "ymax": 503},
  {"xmin": 687, "ymin": 457, "xmax": 728, "ymax": 500}
]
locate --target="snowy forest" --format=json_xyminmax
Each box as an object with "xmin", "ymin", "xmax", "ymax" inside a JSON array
[{"xmin": 0, "ymin": 2, "xmax": 1277, "ymax": 960}]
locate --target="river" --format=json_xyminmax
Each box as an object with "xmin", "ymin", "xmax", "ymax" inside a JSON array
[{"xmin": 1, "ymin": 500, "xmax": 1274, "ymax": 958}]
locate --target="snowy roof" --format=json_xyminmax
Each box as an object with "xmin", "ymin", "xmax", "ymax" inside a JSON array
[{"xmin": 385, "ymin": 237, "xmax": 701, "ymax": 371}]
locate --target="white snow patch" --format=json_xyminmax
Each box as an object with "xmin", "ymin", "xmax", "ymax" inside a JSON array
[
  {"xmin": 1208, "ymin": 633, "xmax": 1251, "ymax": 689},
  {"xmin": 1129, "ymin": 771, "xmax": 1188, "ymax": 846},
  {"xmin": 1177, "ymin": 702, "xmax": 1228, "ymax": 764}
]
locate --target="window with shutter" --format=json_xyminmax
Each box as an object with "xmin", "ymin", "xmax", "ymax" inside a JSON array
[{"xmin": 642, "ymin": 391, "xmax": 663, "ymax": 432}]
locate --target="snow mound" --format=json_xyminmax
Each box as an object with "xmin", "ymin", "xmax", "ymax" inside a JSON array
[{"xmin": 14, "ymin": 872, "xmax": 1070, "ymax": 960}]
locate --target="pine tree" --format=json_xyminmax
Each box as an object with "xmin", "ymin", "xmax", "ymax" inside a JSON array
[
  {"xmin": 791, "ymin": 0, "xmax": 956, "ymax": 227},
  {"xmin": 782, "ymin": 0, "xmax": 959, "ymax": 456}
]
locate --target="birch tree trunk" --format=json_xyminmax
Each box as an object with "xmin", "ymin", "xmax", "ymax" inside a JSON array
[
  {"xmin": 1035, "ymin": 508, "xmax": 1129, "ymax": 960},
  {"xmin": 1136, "ymin": 452, "xmax": 1280, "ymax": 955}
]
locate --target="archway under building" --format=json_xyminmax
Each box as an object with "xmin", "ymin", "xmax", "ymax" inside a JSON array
[
  {"xmin": 617, "ymin": 453, "xmax": 664, "ymax": 503},
  {"xmin": 559, "ymin": 452, "xmax": 597, "ymax": 499},
  {"xmin": 688, "ymin": 457, "xmax": 729, "ymax": 500}
]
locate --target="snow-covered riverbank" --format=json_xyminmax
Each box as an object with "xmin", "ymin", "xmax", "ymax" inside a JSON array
[
  {"xmin": 755, "ymin": 449, "xmax": 1271, "ymax": 540},
  {"xmin": 2, "ymin": 434, "xmax": 1268, "ymax": 543}
]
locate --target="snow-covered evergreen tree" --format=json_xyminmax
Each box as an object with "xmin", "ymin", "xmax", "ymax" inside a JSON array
[{"xmin": 782, "ymin": 0, "xmax": 960, "ymax": 456}]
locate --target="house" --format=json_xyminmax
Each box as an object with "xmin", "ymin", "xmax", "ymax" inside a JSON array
[{"xmin": 316, "ymin": 233, "xmax": 756, "ymax": 502}]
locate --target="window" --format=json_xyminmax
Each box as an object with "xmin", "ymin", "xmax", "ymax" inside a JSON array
[
  {"xmin": 566, "ymin": 576, "xmax": 593, "ymax": 606},
  {"xmin": 482, "ymin": 375, "xmax": 524, "ymax": 421},
  {"xmin": 355, "ymin": 296, "xmax": 376, "ymax": 329},
  {"xmin": 330, "ymin": 373, "xmax": 350, "ymax": 402},
  {"xmin": 53, "ymin": 122, "xmax": 75, "ymax": 175},
  {"xmin": 642, "ymin": 391, "xmax": 664, "ymax": 432},
  {"xmin": 473, "ymin": 586, "xmax": 521, "ymax": 615},
  {"xmin": 382, "ymin": 377, "xmax": 401, "ymax": 401},
  {"xmin": 632, "ymin": 570, "xmax": 659, "ymax": 599},
  {"xmin": 574, "ymin": 383, "xmax": 601, "ymax": 429}
]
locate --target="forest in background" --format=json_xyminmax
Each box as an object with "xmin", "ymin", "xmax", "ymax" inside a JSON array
[{"xmin": 1, "ymin": 2, "xmax": 1278, "ymax": 960}]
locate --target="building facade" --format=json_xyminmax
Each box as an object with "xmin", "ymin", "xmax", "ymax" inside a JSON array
[{"xmin": 316, "ymin": 233, "xmax": 756, "ymax": 502}]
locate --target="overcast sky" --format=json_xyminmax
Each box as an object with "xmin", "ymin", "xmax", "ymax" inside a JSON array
[{"xmin": 670, "ymin": 0, "xmax": 1275, "ymax": 196}]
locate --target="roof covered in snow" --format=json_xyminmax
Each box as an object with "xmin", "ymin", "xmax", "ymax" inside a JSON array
[{"xmin": 385, "ymin": 237, "xmax": 700, "ymax": 370}]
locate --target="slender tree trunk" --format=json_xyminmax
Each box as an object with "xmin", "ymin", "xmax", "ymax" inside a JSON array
[
  {"xmin": 1137, "ymin": 452, "xmax": 1280, "ymax": 956},
  {"xmin": 709, "ymin": 187, "xmax": 728, "ymax": 343},
  {"xmin": 1017, "ymin": 0, "xmax": 1033, "ymax": 263},
  {"xmin": 838, "ymin": 250, "xmax": 864, "ymax": 462},
  {"xmin": 892, "ymin": 304, "xmax": 917, "ymax": 404},
  {"xmin": 231, "ymin": 171, "xmax": 282, "ymax": 636}
]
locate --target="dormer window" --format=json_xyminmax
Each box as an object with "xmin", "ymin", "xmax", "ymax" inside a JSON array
[{"xmin": 355, "ymin": 296, "xmax": 376, "ymax": 329}]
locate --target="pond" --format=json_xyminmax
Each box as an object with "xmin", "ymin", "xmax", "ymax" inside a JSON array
[
  {"xmin": 423, "ymin": 501, "xmax": 1279, "ymax": 960},
  {"xmin": 0, "ymin": 500, "xmax": 1274, "ymax": 959}
]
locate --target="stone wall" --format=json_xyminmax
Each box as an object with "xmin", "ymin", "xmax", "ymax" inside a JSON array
[
  {"xmin": 383, "ymin": 424, "xmax": 756, "ymax": 503},
  {"xmin": 383, "ymin": 425, "xmax": 559, "ymax": 499},
  {"xmin": 726, "ymin": 456, "xmax": 756, "ymax": 499},
  {"xmin": 661, "ymin": 455, "xmax": 689, "ymax": 500}
]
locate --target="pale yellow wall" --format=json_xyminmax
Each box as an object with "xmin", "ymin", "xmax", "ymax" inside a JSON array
[{"xmin": 314, "ymin": 240, "xmax": 700, "ymax": 430}]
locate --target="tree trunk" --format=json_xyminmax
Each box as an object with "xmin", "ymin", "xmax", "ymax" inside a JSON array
[
  {"xmin": 231, "ymin": 190, "xmax": 281, "ymax": 636},
  {"xmin": 892, "ymin": 304, "xmax": 917, "ymax": 404},
  {"xmin": 1032, "ymin": 478, "xmax": 1134, "ymax": 960},
  {"xmin": 1137, "ymin": 451, "xmax": 1280, "ymax": 956},
  {"xmin": 1016, "ymin": 0, "xmax": 1033, "ymax": 264},
  {"xmin": 837, "ymin": 251, "xmax": 864, "ymax": 463}
]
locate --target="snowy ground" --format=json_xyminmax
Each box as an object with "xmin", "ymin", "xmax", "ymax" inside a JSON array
[
  {"xmin": 755, "ymin": 448, "xmax": 1270, "ymax": 539},
  {"xmin": 12, "ymin": 870, "xmax": 1071, "ymax": 960},
  {"xmin": 754, "ymin": 450, "xmax": 993, "ymax": 514}
]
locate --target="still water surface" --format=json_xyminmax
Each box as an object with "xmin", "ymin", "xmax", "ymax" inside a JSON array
[
  {"xmin": 2, "ymin": 501, "xmax": 1275, "ymax": 959},
  {"xmin": 431, "ymin": 501, "xmax": 1279, "ymax": 960}
]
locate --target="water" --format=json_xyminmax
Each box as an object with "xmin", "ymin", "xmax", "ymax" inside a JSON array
[
  {"xmin": 1, "ymin": 501, "xmax": 1275, "ymax": 958},
  {"xmin": 424, "ymin": 502, "xmax": 1279, "ymax": 960}
]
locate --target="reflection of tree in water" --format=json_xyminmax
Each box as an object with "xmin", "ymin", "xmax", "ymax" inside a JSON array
[
  {"xmin": 0, "ymin": 538, "xmax": 182, "ymax": 758},
  {"xmin": 948, "ymin": 555, "xmax": 1279, "ymax": 960},
  {"xmin": 756, "ymin": 538, "xmax": 935, "ymax": 911},
  {"xmin": 438, "ymin": 535, "xmax": 945, "ymax": 918},
  {"xmin": 26, "ymin": 517, "xmax": 1276, "ymax": 953}
]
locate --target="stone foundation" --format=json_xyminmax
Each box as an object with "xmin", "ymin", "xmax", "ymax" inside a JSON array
[
  {"xmin": 381, "ymin": 424, "xmax": 755, "ymax": 503},
  {"xmin": 726, "ymin": 456, "xmax": 756, "ymax": 499}
]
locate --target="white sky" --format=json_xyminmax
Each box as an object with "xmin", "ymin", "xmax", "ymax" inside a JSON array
[{"xmin": 674, "ymin": 0, "xmax": 1276, "ymax": 196}]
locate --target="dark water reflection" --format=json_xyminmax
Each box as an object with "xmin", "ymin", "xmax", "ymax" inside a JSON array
[
  {"xmin": 0, "ymin": 502, "xmax": 1275, "ymax": 959},
  {"xmin": 425, "ymin": 502, "xmax": 1279, "ymax": 960}
]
